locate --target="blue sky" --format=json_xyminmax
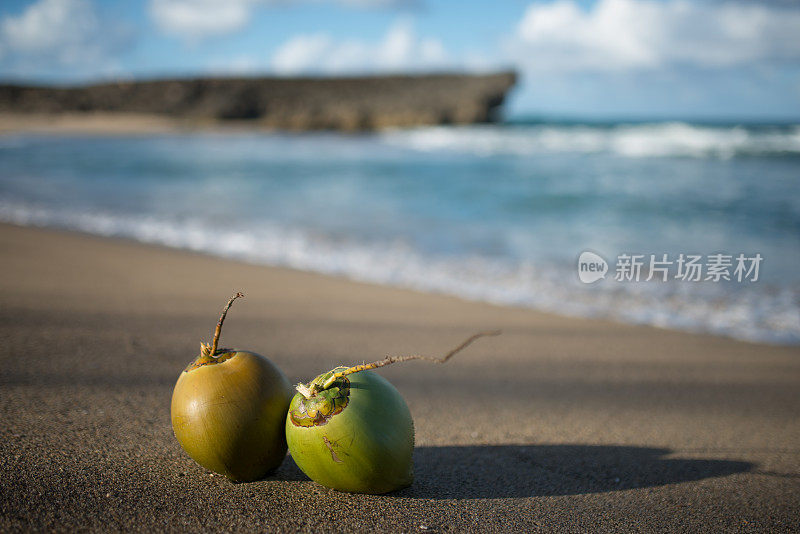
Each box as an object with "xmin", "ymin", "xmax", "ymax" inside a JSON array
[{"xmin": 1, "ymin": 0, "xmax": 799, "ymax": 119}]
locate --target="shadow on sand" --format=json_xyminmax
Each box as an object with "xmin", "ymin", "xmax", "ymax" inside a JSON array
[
  {"xmin": 379, "ymin": 444, "xmax": 753, "ymax": 499},
  {"xmin": 275, "ymin": 444, "xmax": 752, "ymax": 499}
]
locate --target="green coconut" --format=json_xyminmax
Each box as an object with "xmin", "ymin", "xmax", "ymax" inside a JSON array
[
  {"xmin": 171, "ymin": 293, "xmax": 292, "ymax": 482},
  {"xmin": 286, "ymin": 330, "xmax": 501, "ymax": 494},
  {"xmin": 287, "ymin": 368, "xmax": 414, "ymax": 494}
]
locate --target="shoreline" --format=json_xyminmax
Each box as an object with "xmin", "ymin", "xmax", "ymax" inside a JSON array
[
  {"xmin": 0, "ymin": 217, "xmax": 793, "ymax": 347},
  {"xmin": 1, "ymin": 222, "xmax": 799, "ymax": 531}
]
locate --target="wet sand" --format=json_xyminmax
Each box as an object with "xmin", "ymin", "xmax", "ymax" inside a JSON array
[{"xmin": 1, "ymin": 223, "xmax": 798, "ymax": 532}]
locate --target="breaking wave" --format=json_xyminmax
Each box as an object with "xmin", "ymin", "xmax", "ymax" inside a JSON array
[
  {"xmin": 382, "ymin": 122, "xmax": 800, "ymax": 159},
  {"xmin": 2, "ymin": 200, "xmax": 798, "ymax": 345}
]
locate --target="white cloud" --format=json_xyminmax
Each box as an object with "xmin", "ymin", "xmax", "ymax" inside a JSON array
[
  {"xmin": 2, "ymin": 0, "xmax": 89, "ymax": 54},
  {"xmin": 271, "ymin": 35, "xmax": 330, "ymax": 74},
  {"xmin": 511, "ymin": 0, "xmax": 800, "ymax": 72},
  {"xmin": 206, "ymin": 54, "xmax": 264, "ymax": 75},
  {"xmin": 149, "ymin": 0, "xmax": 418, "ymax": 41},
  {"xmin": 148, "ymin": 0, "xmax": 254, "ymax": 41},
  {"xmin": 0, "ymin": 0, "xmax": 115, "ymax": 68},
  {"xmin": 340, "ymin": 0, "xmax": 417, "ymax": 6},
  {"xmin": 271, "ymin": 19, "xmax": 449, "ymax": 75}
]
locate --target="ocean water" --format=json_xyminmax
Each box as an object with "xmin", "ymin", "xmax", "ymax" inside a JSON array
[{"xmin": 1, "ymin": 121, "xmax": 799, "ymax": 344}]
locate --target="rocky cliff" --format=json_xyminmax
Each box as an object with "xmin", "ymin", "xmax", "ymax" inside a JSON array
[{"xmin": 0, "ymin": 72, "xmax": 516, "ymax": 131}]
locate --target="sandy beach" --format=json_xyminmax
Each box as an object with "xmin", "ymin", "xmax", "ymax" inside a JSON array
[
  {"xmin": 0, "ymin": 113, "xmax": 241, "ymax": 135},
  {"xmin": 1, "ymin": 222, "xmax": 798, "ymax": 532}
]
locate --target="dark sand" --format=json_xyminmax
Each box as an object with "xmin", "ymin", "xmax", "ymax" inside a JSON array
[{"xmin": 1, "ymin": 223, "xmax": 798, "ymax": 532}]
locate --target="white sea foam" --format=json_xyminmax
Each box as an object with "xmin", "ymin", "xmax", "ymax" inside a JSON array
[
  {"xmin": 381, "ymin": 123, "xmax": 800, "ymax": 158},
  {"xmin": 2, "ymin": 200, "xmax": 798, "ymax": 345}
]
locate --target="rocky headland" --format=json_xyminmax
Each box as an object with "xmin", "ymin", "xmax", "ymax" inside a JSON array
[{"xmin": 0, "ymin": 72, "xmax": 516, "ymax": 132}]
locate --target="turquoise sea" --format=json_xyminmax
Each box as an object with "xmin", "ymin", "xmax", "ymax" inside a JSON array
[{"xmin": 1, "ymin": 121, "xmax": 798, "ymax": 343}]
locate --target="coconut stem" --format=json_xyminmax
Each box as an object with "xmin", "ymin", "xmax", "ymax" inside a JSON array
[
  {"xmin": 310, "ymin": 330, "xmax": 501, "ymax": 393},
  {"xmin": 208, "ymin": 292, "xmax": 244, "ymax": 357}
]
